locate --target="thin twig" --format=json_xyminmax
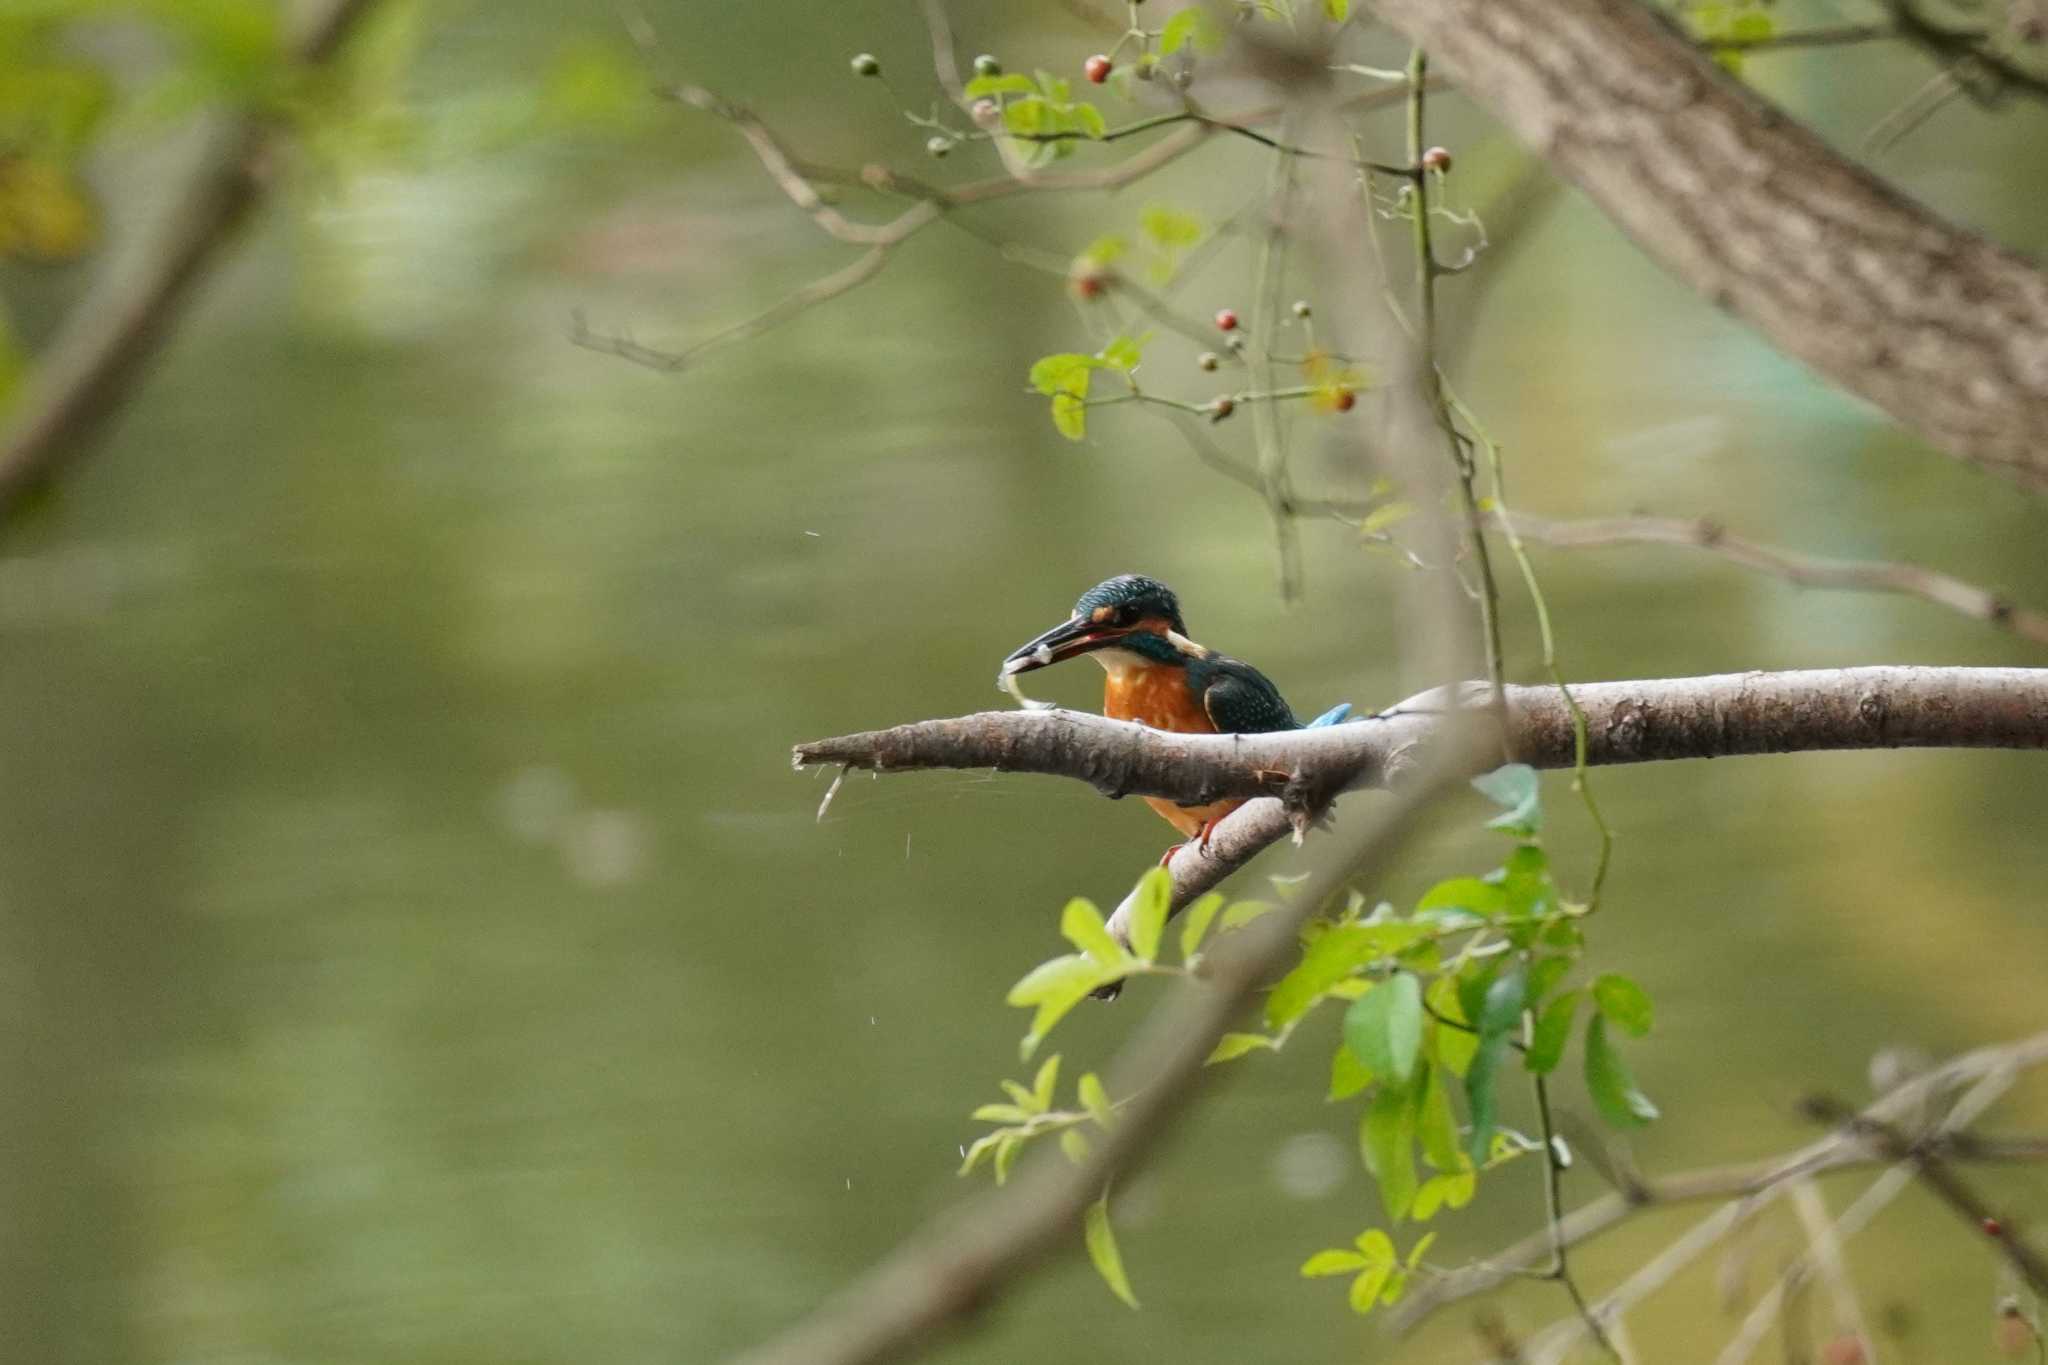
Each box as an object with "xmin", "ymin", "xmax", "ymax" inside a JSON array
[{"xmin": 1499, "ymin": 510, "xmax": 2048, "ymax": 649}]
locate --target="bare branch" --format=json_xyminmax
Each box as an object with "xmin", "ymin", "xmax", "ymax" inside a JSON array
[
  {"xmin": 0, "ymin": 0, "xmax": 382, "ymax": 518},
  {"xmin": 1501, "ymin": 511, "xmax": 2048, "ymax": 648},
  {"xmin": 1391, "ymin": 1030, "xmax": 2048, "ymax": 1337},
  {"xmin": 1367, "ymin": 0, "xmax": 2048, "ymax": 489},
  {"xmin": 793, "ymin": 668, "xmax": 2048, "ymax": 813}
]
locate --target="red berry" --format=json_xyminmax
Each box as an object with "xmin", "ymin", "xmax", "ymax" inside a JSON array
[
  {"xmin": 1084, "ymin": 54, "xmax": 1112, "ymax": 83},
  {"xmin": 1984, "ymin": 1217, "xmax": 2005, "ymax": 1237},
  {"xmin": 1208, "ymin": 397, "xmax": 1235, "ymax": 422},
  {"xmin": 1333, "ymin": 388, "xmax": 1356, "ymax": 412},
  {"xmin": 1069, "ymin": 268, "xmax": 1107, "ymax": 301},
  {"xmin": 1421, "ymin": 145, "xmax": 1452, "ymax": 173},
  {"xmin": 1214, "ymin": 308, "xmax": 1239, "ymax": 332}
]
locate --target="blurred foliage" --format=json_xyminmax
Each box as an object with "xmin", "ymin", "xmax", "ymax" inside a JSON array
[{"xmin": 971, "ymin": 771, "xmax": 1661, "ymax": 1313}]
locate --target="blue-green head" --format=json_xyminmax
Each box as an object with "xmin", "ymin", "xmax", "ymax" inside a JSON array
[{"xmin": 1001, "ymin": 574, "xmax": 1190, "ymax": 676}]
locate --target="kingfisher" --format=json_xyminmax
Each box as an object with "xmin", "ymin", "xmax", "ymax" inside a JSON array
[{"xmin": 1001, "ymin": 574, "xmax": 1343, "ymax": 854}]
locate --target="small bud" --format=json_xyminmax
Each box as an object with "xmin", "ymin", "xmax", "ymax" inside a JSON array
[
  {"xmin": 1333, "ymin": 388, "xmax": 1356, "ymax": 412},
  {"xmin": 926, "ymin": 135, "xmax": 952, "ymax": 158},
  {"xmin": 1069, "ymin": 264, "xmax": 1108, "ymax": 300},
  {"xmin": 1225, "ymin": 334, "xmax": 1246, "ymax": 353},
  {"xmin": 971, "ymin": 99, "xmax": 1000, "ymax": 127},
  {"xmin": 851, "ymin": 53, "xmax": 882, "ymax": 78},
  {"xmin": 1208, "ymin": 397, "xmax": 1236, "ymax": 422},
  {"xmin": 1134, "ymin": 55, "xmax": 1157, "ymax": 81},
  {"xmin": 1197, "ymin": 351, "xmax": 1220, "ymax": 372},
  {"xmin": 1420, "ymin": 145, "xmax": 1452, "ymax": 173},
  {"xmin": 1214, "ymin": 308, "xmax": 1239, "ymax": 332},
  {"xmin": 1819, "ymin": 1336, "xmax": 1866, "ymax": 1365},
  {"xmin": 972, "ymin": 53, "xmax": 1002, "ymax": 77},
  {"xmin": 1291, "ymin": 299, "xmax": 1312, "ymax": 318},
  {"xmin": 1984, "ymin": 1217, "xmax": 2005, "ymax": 1237},
  {"xmin": 1084, "ymin": 54, "xmax": 1112, "ymax": 84}
]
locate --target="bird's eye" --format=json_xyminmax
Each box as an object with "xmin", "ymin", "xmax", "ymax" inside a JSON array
[{"xmin": 1115, "ymin": 605, "xmax": 1140, "ymax": 627}]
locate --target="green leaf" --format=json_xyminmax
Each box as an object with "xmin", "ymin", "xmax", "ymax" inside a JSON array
[
  {"xmin": 1059, "ymin": 1128, "xmax": 1091, "ymax": 1163},
  {"xmin": 1060, "ymin": 897, "xmax": 1126, "ymax": 966},
  {"xmin": 1159, "ymin": 6, "xmax": 1224, "ymax": 54},
  {"xmin": 1323, "ymin": 0, "xmax": 1350, "ymax": 18},
  {"xmin": 1416, "ymin": 1062, "xmax": 1461, "ymax": 1170},
  {"xmin": 1269, "ymin": 924, "xmax": 1429, "ymax": 1031},
  {"xmin": 1033, "ymin": 70, "xmax": 1072, "ymax": 103},
  {"xmin": 1344, "ymin": 972, "xmax": 1424, "ymax": 1085},
  {"xmin": 1471, "ymin": 763, "xmax": 1541, "ymax": 835},
  {"xmin": 1301, "ymin": 1248, "xmax": 1370, "ymax": 1277},
  {"xmin": 1125, "ymin": 866, "xmax": 1170, "ymax": 959},
  {"xmin": 1527, "ymin": 954, "xmax": 1573, "ymax": 1004},
  {"xmin": 1477, "ymin": 964, "xmax": 1528, "ymax": 1042},
  {"xmin": 1464, "ymin": 1030, "xmax": 1510, "ymax": 1165},
  {"xmin": 1085, "ymin": 1194, "xmax": 1139, "ymax": 1308},
  {"xmin": 1000, "ymin": 1079, "xmax": 1038, "ymax": 1111},
  {"xmin": 994, "ymin": 1133, "xmax": 1022, "ymax": 1184},
  {"xmin": 971, "ymin": 1103, "xmax": 1031, "ymax": 1123},
  {"xmin": 1361, "ymin": 1086, "xmax": 1418, "ymax": 1221},
  {"xmin": 1070, "ymin": 101, "xmax": 1106, "ymax": 138},
  {"xmin": 1003, "ymin": 94, "xmax": 1050, "ymax": 136},
  {"xmin": 1728, "ymin": 8, "xmax": 1774, "ymax": 41},
  {"xmin": 959, "ymin": 1130, "xmax": 1005, "ymax": 1175},
  {"xmin": 1348, "ymin": 1260, "xmax": 1393, "ymax": 1313},
  {"xmin": 1585, "ymin": 1015, "xmax": 1659, "ymax": 1127},
  {"xmin": 1079, "ymin": 1071, "xmax": 1114, "ymax": 1127},
  {"xmin": 1206, "ymin": 1031, "xmax": 1276, "ymax": 1064},
  {"xmin": 1416, "ymin": 875, "xmax": 1507, "ymax": 919},
  {"xmin": 963, "ymin": 72, "xmax": 1037, "ymax": 97},
  {"xmin": 1098, "ymin": 334, "xmax": 1143, "ymax": 373},
  {"xmin": 1140, "ymin": 204, "xmax": 1203, "ymax": 248},
  {"xmin": 1406, "ymin": 1230, "xmax": 1437, "ymax": 1269},
  {"xmin": 1527, "ymin": 990, "xmax": 1582, "ymax": 1076},
  {"xmin": 1498, "ymin": 844, "xmax": 1551, "ymax": 918},
  {"xmin": 1029, "ymin": 352, "xmax": 1099, "ymax": 397},
  {"xmin": 1593, "ymin": 972, "xmax": 1654, "ymax": 1036},
  {"xmin": 1032, "ymin": 1054, "xmax": 1062, "ymax": 1110},
  {"xmin": 1427, "ymin": 975, "xmax": 1478, "ymax": 1077},
  {"xmin": 1007, "ymin": 954, "xmax": 1116, "ymax": 1059},
  {"xmin": 1050, "ymin": 392, "xmax": 1086, "ymax": 441},
  {"xmin": 1329, "ymin": 1042, "xmax": 1373, "ymax": 1100},
  {"xmin": 1178, "ymin": 892, "xmax": 1225, "ymax": 960},
  {"xmin": 1412, "ymin": 1166, "xmax": 1476, "ymax": 1219}
]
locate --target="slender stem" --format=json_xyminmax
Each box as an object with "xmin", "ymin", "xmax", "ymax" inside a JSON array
[
  {"xmin": 1452, "ymin": 392, "xmax": 1614, "ymax": 909},
  {"xmin": 1405, "ymin": 48, "xmax": 1506, "ymax": 697},
  {"xmin": 1534, "ymin": 1067, "xmax": 1620, "ymax": 1358}
]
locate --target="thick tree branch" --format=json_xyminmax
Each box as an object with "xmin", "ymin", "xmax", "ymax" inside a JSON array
[
  {"xmin": 794, "ymin": 667, "xmax": 2048, "ymax": 813},
  {"xmin": 1367, "ymin": 0, "xmax": 2048, "ymax": 489},
  {"xmin": 0, "ymin": 0, "xmax": 381, "ymax": 518}
]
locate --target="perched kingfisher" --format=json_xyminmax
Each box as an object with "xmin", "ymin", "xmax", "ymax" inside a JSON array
[{"xmin": 1001, "ymin": 574, "xmax": 1329, "ymax": 853}]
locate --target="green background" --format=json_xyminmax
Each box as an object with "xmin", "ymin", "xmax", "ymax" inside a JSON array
[{"xmin": 4, "ymin": 2, "xmax": 2047, "ymax": 1361}]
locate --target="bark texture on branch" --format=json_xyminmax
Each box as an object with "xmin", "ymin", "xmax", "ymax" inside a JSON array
[
  {"xmin": 795, "ymin": 667, "xmax": 2048, "ymax": 810},
  {"xmin": 1369, "ymin": 0, "xmax": 2048, "ymax": 488}
]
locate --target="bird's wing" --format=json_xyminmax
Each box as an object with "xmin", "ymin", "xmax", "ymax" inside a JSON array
[{"xmin": 1200, "ymin": 660, "xmax": 1299, "ymax": 734}]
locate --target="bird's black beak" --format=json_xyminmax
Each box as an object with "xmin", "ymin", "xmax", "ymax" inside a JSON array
[{"xmin": 1001, "ymin": 614, "xmax": 1124, "ymax": 675}]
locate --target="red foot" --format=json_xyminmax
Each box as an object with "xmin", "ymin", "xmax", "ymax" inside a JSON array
[{"xmin": 1161, "ymin": 819, "xmax": 1223, "ymax": 867}]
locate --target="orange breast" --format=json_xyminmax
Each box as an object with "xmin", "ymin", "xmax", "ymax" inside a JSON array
[
  {"xmin": 1105, "ymin": 666, "xmax": 1239, "ymax": 836},
  {"xmin": 1103, "ymin": 665, "xmax": 1214, "ymax": 734}
]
